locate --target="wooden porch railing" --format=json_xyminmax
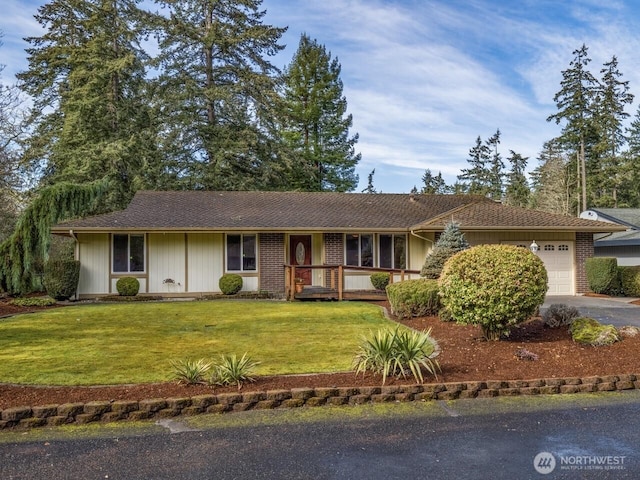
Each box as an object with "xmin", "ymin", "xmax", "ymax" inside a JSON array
[{"xmin": 284, "ymin": 264, "xmax": 421, "ymax": 301}]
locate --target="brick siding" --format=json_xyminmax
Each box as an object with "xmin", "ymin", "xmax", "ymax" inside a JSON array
[
  {"xmin": 575, "ymin": 232, "xmax": 594, "ymax": 294},
  {"xmin": 259, "ymin": 233, "xmax": 285, "ymax": 295},
  {"xmin": 323, "ymin": 233, "xmax": 343, "ymax": 288}
]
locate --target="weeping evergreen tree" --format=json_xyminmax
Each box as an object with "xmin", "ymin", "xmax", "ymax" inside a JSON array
[
  {"xmin": 420, "ymin": 222, "xmax": 469, "ymax": 279},
  {"xmin": 0, "ymin": 181, "xmax": 108, "ymax": 294}
]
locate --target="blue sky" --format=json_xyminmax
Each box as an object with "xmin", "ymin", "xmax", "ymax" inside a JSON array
[{"xmin": 2, "ymin": 0, "xmax": 640, "ymax": 193}]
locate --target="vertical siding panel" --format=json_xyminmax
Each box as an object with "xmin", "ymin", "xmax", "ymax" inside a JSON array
[
  {"xmin": 77, "ymin": 233, "xmax": 109, "ymax": 294},
  {"xmin": 187, "ymin": 233, "xmax": 223, "ymax": 293},
  {"xmin": 148, "ymin": 233, "xmax": 186, "ymax": 294}
]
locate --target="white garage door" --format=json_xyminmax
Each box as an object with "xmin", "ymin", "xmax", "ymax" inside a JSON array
[{"xmin": 503, "ymin": 241, "xmax": 575, "ymax": 296}]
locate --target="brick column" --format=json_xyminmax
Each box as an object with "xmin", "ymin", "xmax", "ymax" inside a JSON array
[
  {"xmin": 575, "ymin": 232, "xmax": 594, "ymax": 294},
  {"xmin": 259, "ymin": 233, "xmax": 285, "ymax": 296},
  {"xmin": 323, "ymin": 233, "xmax": 343, "ymax": 288}
]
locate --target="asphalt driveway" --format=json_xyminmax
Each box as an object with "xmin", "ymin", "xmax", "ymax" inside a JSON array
[{"xmin": 542, "ymin": 295, "xmax": 640, "ymax": 327}]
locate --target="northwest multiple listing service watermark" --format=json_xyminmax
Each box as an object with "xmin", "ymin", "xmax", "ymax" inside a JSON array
[{"xmin": 534, "ymin": 451, "xmax": 627, "ymax": 474}]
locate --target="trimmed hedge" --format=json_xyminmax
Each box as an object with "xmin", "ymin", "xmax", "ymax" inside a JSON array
[
  {"xmin": 585, "ymin": 257, "xmax": 619, "ymax": 294},
  {"xmin": 116, "ymin": 277, "xmax": 140, "ymax": 296},
  {"xmin": 43, "ymin": 259, "xmax": 80, "ymax": 301},
  {"xmin": 370, "ymin": 272, "xmax": 391, "ymax": 291},
  {"xmin": 385, "ymin": 279, "xmax": 440, "ymax": 319},
  {"xmin": 619, "ymin": 266, "xmax": 640, "ymax": 297},
  {"xmin": 439, "ymin": 244, "xmax": 547, "ymax": 340},
  {"xmin": 219, "ymin": 274, "xmax": 243, "ymax": 295}
]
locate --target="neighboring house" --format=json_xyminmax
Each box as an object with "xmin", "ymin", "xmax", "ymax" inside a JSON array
[
  {"xmin": 580, "ymin": 208, "xmax": 640, "ymax": 266},
  {"xmin": 51, "ymin": 191, "xmax": 625, "ymax": 299}
]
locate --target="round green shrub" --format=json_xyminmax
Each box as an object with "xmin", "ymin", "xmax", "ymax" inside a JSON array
[
  {"xmin": 439, "ymin": 244, "xmax": 548, "ymax": 340},
  {"xmin": 219, "ymin": 273, "xmax": 243, "ymax": 295},
  {"xmin": 385, "ymin": 279, "xmax": 440, "ymax": 319},
  {"xmin": 116, "ymin": 276, "xmax": 140, "ymax": 296},
  {"xmin": 370, "ymin": 272, "xmax": 391, "ymax": 291},
  {"xmin": 43, "ymin": 259, "xmax": 81, "ymax": 301}
]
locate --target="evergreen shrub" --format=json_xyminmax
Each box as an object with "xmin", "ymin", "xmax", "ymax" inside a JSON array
[
  {"xmin": 116, "ymin": 276, "xmax": 140, "ymax": 296},
  {"xmin": 219, "ymin": 273, "xmax": 243, "ymax": 295},
  {"xmin": 421, "ymin": 222, "xmax": 469, "ymax": 279},
  {"xmin": 370, "ymin": 272, "xmax": 390, "ymax": 291},
  {"xmin": 619, "ymin": 266, "xmax": 640, "ymax": 297},
  {"xmin": 43, "ymin": 259, "xmax": 80, "ymax": 300},
  {"xmin": 585, "ymin": 257, "xmax": 619, "ymax": 294},
  {"xmin": 386, "ymin": 279, "xmax": 440, "ymax": 319},
  {"xmin": 439, "ymin": 244, "xmax": 548, "ymax": 340}
]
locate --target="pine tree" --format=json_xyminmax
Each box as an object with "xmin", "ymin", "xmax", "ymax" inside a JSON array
[
  {"xmin": 547, "ymin": 44, "xmax": 599, "ymax": 212},
  {"xmin": 504, "ymin": 150, "xmax": 530, "ymax": 208},
  {"xmin": 486, "ymin": 129, "xmax": 504, "ymax": 200},
  {"xmin": 362, "ymin": 169, "xmax": 378, "ymax": 193},
  {"xmin": 420, "ymin": 169, "xmax": 447, "ymax": 194},
  {"xmin": 18, "ymin": 0, "xmax": 159, "ymax": 210},
  {"xmin": 153, "ymin": 0, "xmax": 286, "ymax": 190},
  {"xmin": 458, "ymin": 136, "xmax": 491, "ymax": 195},
  {"xmin": 280, "ymin": 34, "xmax": 360, "ymax": 192},
  {"xmin": 591, "ymin": 56, "xmax": 634, "ymax": 207},
  {"xmin": 420, "ymin": 222, "xmax": 469, "ymax": 279}
]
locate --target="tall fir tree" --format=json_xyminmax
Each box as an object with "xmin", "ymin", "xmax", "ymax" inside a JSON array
[
  {"xmin": 590, "ymin": 55, "xmax": 634, "ymax": 207},
  {"xmin": 18, "ymin": 0, "xmax": 160, "ymax": 210},
  {"xmin": 420, "ymin": 169, "xmax": 447, "ymax": 194},
  {"xmin": 280, "ymin": 34, "xmax": 360, "ymax": 192},
  {"xmin": 547, "ymin": 44, "xmax": 599, "ymax": 212},
  {"xmin": 152, "ymin": 0, "xmax": 286, "ymax": 191},
  {"xmin": 458, "ymin": 135, "xmax": 490, "ymax": 195},
  {"xmin": 458, "ymin": 130, "xmax": 503, "ymax": 199},
  {"xmin": 504, "ymin": 150, "xmax": 530, "ymax": 208}
]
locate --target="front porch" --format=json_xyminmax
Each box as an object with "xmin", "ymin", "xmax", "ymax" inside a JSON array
[{"xmin": 284, "ymin": 264, "xmax": 420, "ymax": 301}]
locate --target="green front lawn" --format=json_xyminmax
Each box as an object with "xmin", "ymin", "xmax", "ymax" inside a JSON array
[{"xmin": 0, "ymin": 301, "xmax": 397, "ymax": 385}]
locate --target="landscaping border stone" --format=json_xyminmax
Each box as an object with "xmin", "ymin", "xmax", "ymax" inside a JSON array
[{"xmin": 1, "ymin": 374, "xmax": 638, "ymax": 430}]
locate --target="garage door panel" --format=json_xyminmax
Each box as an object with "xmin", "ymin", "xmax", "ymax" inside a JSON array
[{"xmin": 503, "ymin": 241, "xmax": 574, "ymax": 296}]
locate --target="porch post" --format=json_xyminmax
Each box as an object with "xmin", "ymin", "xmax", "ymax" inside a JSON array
[{"xmin": 338, "ymin": 265, "xmax": 343, "ymax": 301}]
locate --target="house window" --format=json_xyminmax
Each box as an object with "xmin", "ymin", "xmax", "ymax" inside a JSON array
[
  {"xmin": 559, "ymin": 244, "xmax": 569, "ymax": 251},
  {"xmin": 113, "ymin": 234, "xmax": 145, "ymax": 273},
  {"xmin": 345, "ymin": 234, "xmax": 373, "ymax": 267},
  {"xmin": 226, "ymin": 234, "xmax": 257, "ymax": 271},
  {"xmin": 379, "ymin": 234, "xmax": 407, "ymax": 269},
  {"xmin": 544, "ymin": 244, "xmax": 555, "ymax": 251}
]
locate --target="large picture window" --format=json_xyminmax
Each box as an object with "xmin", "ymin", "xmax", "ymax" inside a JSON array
[
  {"xmin": 226, "ymin": 234, "xmax": 257, "ymax": 271},
  {"xmin": 379, "ymin": 234, "xmax": 407, "ymax": 269},
  {"xmin": 345, "ymin": 234, "xmax": 373, "ymax": 267},
  {"xmin": 113, "ymin": 234, "xmax": 145, "ymax": 273}
]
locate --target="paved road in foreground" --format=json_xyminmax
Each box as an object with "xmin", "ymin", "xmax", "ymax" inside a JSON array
[{"xmin": 1, "ymin": 391, "xmax": 639, "ymax": 479}]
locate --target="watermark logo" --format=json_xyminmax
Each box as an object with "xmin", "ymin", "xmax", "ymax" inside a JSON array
[
  {"xmin": 534, "ymin": 452, "xmax": 556, "ymax": 474},
  {"xmin": 534, "ymin": 451, "xmax": 627, "ymax": 474}
]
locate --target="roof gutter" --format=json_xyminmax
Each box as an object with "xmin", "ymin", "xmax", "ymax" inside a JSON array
[{"xmin": 410, "ymin": 229, "xmax": 434, "ymax": 247}]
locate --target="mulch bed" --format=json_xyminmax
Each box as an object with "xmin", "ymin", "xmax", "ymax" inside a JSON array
[{"xmin": 1, "ymin": 298, "xmax": 640, "ymax": 410}]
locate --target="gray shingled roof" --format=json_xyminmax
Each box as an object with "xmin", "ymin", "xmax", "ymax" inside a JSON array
[
  {"xmin": 52, "ymin": 191, "xmax": 625, "ymax": 233},
  {"xmin": 589, "ymin": 208, "xmax": 640, "ymax": 229}
]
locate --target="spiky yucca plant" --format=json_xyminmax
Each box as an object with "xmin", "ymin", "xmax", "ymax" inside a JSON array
[
  {"xmin": 352, "ymin": 327, "xmax": 440, "ymax": 385},
  {"xmin": 211, "ymin": 353, "xmax": 260, "ymax": 390},
  {"xmin": 170, "ymin": 358, "xmax": 212, "ymax": 385}
]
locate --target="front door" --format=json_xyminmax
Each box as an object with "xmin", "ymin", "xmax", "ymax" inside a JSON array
[{"xmin": 290, "ymin": 235, "xmax": 312, "ymax": 285}]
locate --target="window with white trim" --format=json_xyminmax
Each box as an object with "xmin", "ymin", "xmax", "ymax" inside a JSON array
[
  {"xmin": 345, "ymin": 234, "xmax": 373, "ymax": 267},
  {"xmin": 113, "ymin": 234, "xmax": 145, "ymax": 273},
  {"xmin": 226, "ymin": 234, "xmax": 257, "ymax": 271},
  {"xmin": 379, "ymin": 234, "xmax": 407, "ymax": 269}
]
